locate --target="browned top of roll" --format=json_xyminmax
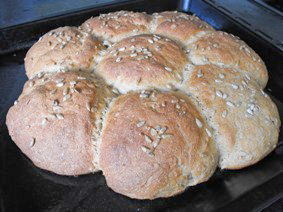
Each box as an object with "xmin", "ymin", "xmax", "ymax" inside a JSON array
[
  {"xmin": 99, "ymin": 91, "xmax": 218, "ymax": 199},
  {"xmin": 182, "ymin": 64, "xmax": 280, "ymax": 169},
  {"xmin": 186, "ymin": 31, "xmax": 268, "ymax": 87},
  {"xmin": 81, "ymin": 11, "xmax": 152, "ymax": 42},
  {"xmin": 153, "ymin": 11, "xmax": 215, "ymax": 43},
  {"xmin": 97, "ymin": 34, "xmax": 187, "ymax": 93},
  {"xmin": 24, "ymin": 26, "xmax": 104, "ymax": 79},
  {"xmin": 6, "ymin": 71, "xmax": 113, "ymax": 175}
]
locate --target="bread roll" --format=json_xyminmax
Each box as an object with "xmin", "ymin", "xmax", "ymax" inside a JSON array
[
  {"xmin": 6, "ymin": 10, "xmax": 280, "ymax": 199},
  {"xmin": 25, "ymin": 26, "xmax": 103, "ymax": 78},
  {"xmin": 99, "ymin": 91, "xmax": 218, "ymax": 199},
  {"xmin": 6, "ymin": 71, "xmax": 114, "ymax": 175}
]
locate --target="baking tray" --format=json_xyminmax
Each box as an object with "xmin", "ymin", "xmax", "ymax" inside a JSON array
[{"xmin": 1, "ymin": 0, "xmax": 283, "ymax": 211}]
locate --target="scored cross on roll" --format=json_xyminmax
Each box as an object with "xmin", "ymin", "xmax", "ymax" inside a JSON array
[{"xmin": 6, "ymin": 11, "xmax": 280, "ymax": 200}]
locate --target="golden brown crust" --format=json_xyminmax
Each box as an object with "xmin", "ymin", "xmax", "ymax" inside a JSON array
[
  {"xmin": 24, "ymin": 26, "xmax": 104, "ymax": 78},
  {"xmin": 97, "ymin": 34, "xmax": 187, "ymax": 93},
  {"xmin": 6, "ymin": 71, "xmax": 114, "ymax": 175},
  {"xmin": 6, "ymin": 10, "xmax": 281, "ymax": 199},
  {"xmin": 81, "ymin": 11, "xmax": 152, "ymax": 42},
  {"xmin": 99, "ymin": 91, "xmax": 218, "ymax": 199},
  {"xmin": 181, "ymin": 64, "xmax": 280, "ymax": 169},
  {"xmin": 153, "ymin": 11, "xmax": 215, "ymax": 43},
  {"xmin": 186, "ymin": 31, "xmax": 268, "ymax": 87}
]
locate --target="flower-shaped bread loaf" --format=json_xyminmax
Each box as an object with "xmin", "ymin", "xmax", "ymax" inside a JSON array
[{"xmin": 6, "ymin": 11, "xmax": 280, "ymax": 199}]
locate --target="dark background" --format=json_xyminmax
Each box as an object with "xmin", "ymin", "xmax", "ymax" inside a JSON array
[{"xmin": 1, "ymin": 0, "xmax": 283, "ymax": 211}]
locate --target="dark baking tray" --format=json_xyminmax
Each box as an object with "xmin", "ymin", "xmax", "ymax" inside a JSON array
[{"xmin": 1, "ymin": 0, "xmax": 283, "ymax": 211}]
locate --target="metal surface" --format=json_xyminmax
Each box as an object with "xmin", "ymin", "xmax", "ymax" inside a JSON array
[{"xmin": 0, "ymin": 0, "xmax": 283, "ymax": 211}]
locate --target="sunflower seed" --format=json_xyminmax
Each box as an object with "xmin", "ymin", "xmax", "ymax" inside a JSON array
[
  {"xmin": 116, "ymin": 57, "xmax": 122, "ymax": 62},
  {"xmin": 153, "ymin": 138, "xmax": 161, "ymax": 148},
  {"xmin": 144, "ymin": 135, "xmax": 152, "ymax": 144},
  {"xmin": 29, "ymin": 137, "xmax": 36, "ymax": 147},
  {"xmin": 159, "ymin": 126, "xmax": 167, "ymax": 134},
  {"xmin": 29, "ymin": 81, "xmax": 35, "ymax": 87},
  {"xmin": 137, "ymin": 120, "xmax": 145, "ymax": 128},
  {"xmin": 56, "ymin": 113, "xmax": 64, "ymax": 119},
  {"xmin": 197, "ymin": 70, "xmax": 203, "ymax": 78},
  {"xmin": 161, "ymin": 134, "xmax": 172, "ymax": 139},
  {"xmin": 205, "ymin": 128, "xmax": 212, "ymax": 137},
  {"xmin": 77, "ymin": 76, "xmax": 86, "ymax": 80},
  {"xmin": 226, "ymin": 101, "xmax": 235, "ymax": 107},
  {"xmin": 222, "ymin": 110, "xmax": 228, "ymax": 118},
  {"xmin": 231, "ymin": 84, "xmax": 239, "ymax": 89},
  {"xmin": 150, "ymin": 128, "xmax": 157, "ymax": 136},
  {"xmin": 141, "ymin": 145, "xmax": 151, "ymax": 153},
  {"xmin": 195, "ymin": 118, "xmax": 203, "ymax": 128},
  {"xmin": 63, "ymin": 94, "xmax": 71, "ymax": 101},
  {"xmin": 41, "ymin": 118, "xmax": 47, "ymax": 125},
  {"xmin": 165, "ymin": 66, "xmax": 172, "ymax": 72},
  {"xmin": 56, "ymin": 82, "xmax": 64, "ymax": 87},
  {"xmin": 86, "ymin": 102, "xmax": 91, "ymax": 111}
]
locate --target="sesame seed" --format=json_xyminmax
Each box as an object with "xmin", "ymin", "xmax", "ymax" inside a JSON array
[
  {"xmin": 132, "ymin": 29, "xmax": 138, "ymax": 33},
  {"xmin": 222, "ymin": 110, "xmax": 228, "ymax": 118},
  {"xmin": 161, "ymin": 102, "xmax": 166, "ymax": 107},
  {"xmin": 195, "ymin": 118, "xmax": 203, "ymax": 128},
  {"xmin": 165, "ymin": 66, "xmax": 172, "ymax": 72},
  {"xmin": 137, "ymin": 120, "xmax": 145, "ymax": 128},
  {"xmin": 176, "ymin": 104, "xmax": 181, "ymax": 109},
  {"xmin": 219, "ymin": 73, "xmax": 225, "ymax": 79},
  {"xmin": 56, "ymin": 113, "xmax": 64, "ymax": 119},
  {"xmin": 205, "ymin": 128, "xmax": 212, "ymax": 137},
  {"xmin": 131, "ymin": 38, "xmax": 136, "ymax": 42},
  {"xmin": 180, "ymin": 99, "xmax": 185, "ymax": 102},
  {"xmin": 116, "ymin": 57, "xmax": 122, "ymax": 62},
  {"xmin": 63, "ymin": 94, "xmax": 71, "ymax": 101},
  {"xmin": 148, "ymin": 39, "xmax": 154, "ymax": 44},
  {"xmin": 150, "ymin": 128, "xmax": 157, "ymax": 136},
  {"xmin": 226, "ymin": 101, "xmax": 235, "ymax": 107},
  {"xmin": 231, "ymin": 84, "xmax": 239, "ymax": 89},
  {"xmin": 56, "ymin": 82, "xmax": 64, "ymax": 87},
  {"xmin": 30, "ymin": 138, "xmax": 36, "ymax": 148}
]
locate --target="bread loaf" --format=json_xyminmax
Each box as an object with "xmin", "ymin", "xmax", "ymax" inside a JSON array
[{"xmin": 6, "ymin": 10, "xmax": 280, "ymax": 199}]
